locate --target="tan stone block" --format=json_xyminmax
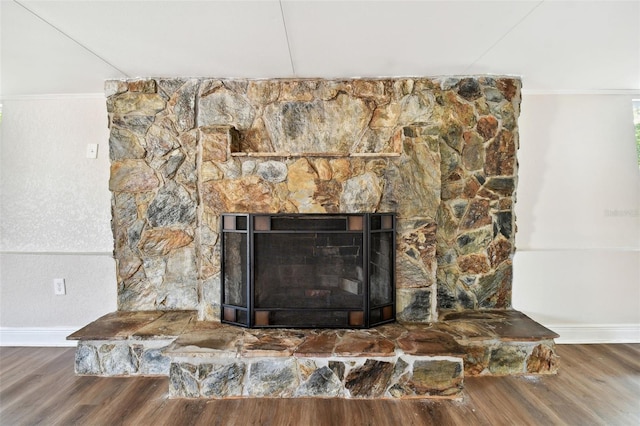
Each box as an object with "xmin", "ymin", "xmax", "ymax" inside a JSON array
[
  {"xmin": 198, "ymin": 88, "xmax": 255, "ymax": 130},
  {"xmin": 247, "ymin": 80, "xmax": 280, "ymax": 104},
  {"xmin": 179, "ymin": 129, "xmax": 197, "ymax": 154},
  {"xmin": 198, "ymin": 79, "xmax": 223, "ymax": 97},
  {"xmin": 352, "ymin": 79, "xmax": 389, "ymax": 103},
  {"xmin": 444, "ymin": 90, "xmax": 476, "ymax": 128},
  {"xmin": 458, "ymin": 253, "xmax": 491, "ymax": 274},
  {"xmin": 460, "ymin": 199, "xmax": 492, "ymax": 230},
  {"xmin": 202, "ymin": 176, "xmax": 279, "ymax": 213},
  {"xmin": 365, "ymin": 158, "xmax": 389, "ymax": 177},
  {"xmin": 527, "ymin": 344, "xmax": 559, "ymax": 374},
  {"xmin": 409, "ymin": 360, "xmax": 463, "ymax": 395},
  {"xmin": 329, "ymin": 158, "xmax": 351, "ymax": 182},
  {"xmin": 384, "ymin": 132, "xmax": 441, "ymax": 219},
  {"xmin": 370, "ymin": 103, "xmax": 400, "ymax": 129},
  {"xmin": 477, "ymin": 115, "xmax": 499, "ymax": 140},
  {"xmin": 201, "ymin": 161, "xmax": 223, "ymax": 182},
  {"xmin": 313, "ymin": 180, "xmax": 341, "ymax": 212},
  {"xmin": 498, "ymin": 198, "xmax": 513, "ymax": 210},
  {"xmin": 496, "ymin": 78, "xmax": 519, "ymax": 101},
  {"xmin": 241, "ymin": 117, "xmax": 273, "ymax": 152},
  {"xmin": 128, "ymin": 79, "xmax": 157, "ymax": 93},
  {"xmin": 268, "ymin": 93, "xmax": 373, "ymax": 154},
  {"xmin": 462, "ymin": 131, "xmax": 485, "ymax": 171},
  {"xmin": 462, "ymin": 344, "xmax": 491, "ymax": 376},
  {"xmin": 345, "ymin": 360, "xmax": 394, "ymax": 398},
  {"xmin": 392, "ymin": 79, "xmax": 414, "ymax": 99},
  {"xmin": 287, "ymin": 158, "xmax": 317, "ymax": 192},
  {"xmin": 199, "ymin": 127, "xmax": 231, "ymax": 162},
  {"xmin": 294, "ymin": 331, "xmax": 339, "ymax": 357},
  {"xmin": 396, "ymin": 288, "xmax": 433, "ymax": 323},
  {"xmin": 488, "ymin": 345, "xmax": 526, "ymax": 375},
  {"xmin": 311, "ymin": 158, "xmax": 332, "ymax": 180},
  {"xmin": 110, "ymin": 92, "xmax": 165, "ymax": 116},
  {"xmin": 278, "ymin": 80, "xmax": 316, "ymax": 102},
  {"xmin": 241, "ymin": 330, "xmax": 305, "ymax": 357},
  {"xmin": 340, "ymin": 172, "xmax": 382, "ymax": 212},
  {"xmin": 115, "ymin": 250, "xmax": 142, "ymax": 281},
  {"xmin": 487, "ymin": 238, "xmax": 512, "ymax": 268},
  {"xmin": 396, "ymin": 250, "xmax": 434, "ymax": 289},
  {"xmin": 474, "ymin": 97, "xmax": 491, "ymax": 116},
  {"xmin": 109, "ymin": 160, "xmax": 160, "ymax": 193},
  {"xmin": 135, "ymin": 192, "xmax": 154, "ymax": 218},
  {"xmin": 398, "ymin": 93, "xmax": 434, "ymax": 125},
  {"xmin": 316, "ymin": 80, "xmax": 353, "ymax": 100},
  {"xmin": 397, "ymin": 330, "xmax": 464, "ymax": 356},
  {"xmin": 138, "ymin": 228, "xmax": 193, "ymax": 256},
  {"xmin": 334, "ymin": 331, "xmax": 395, "ymax": 357},
  {"xmin": 463, "ymin": 177, "xmax": 481, "ymax": 198},
  {"xmin": 485, "ymin": 130, "xmax": 516, "ymax": 176},
  {"xmin": 477, "ymin": 187, "xmax": 500, "ymax": 200}
]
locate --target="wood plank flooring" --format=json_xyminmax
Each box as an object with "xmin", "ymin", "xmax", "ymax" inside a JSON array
[{"xmin": 1, "ymin": 344, "xmax": 638, "ymax": 425}]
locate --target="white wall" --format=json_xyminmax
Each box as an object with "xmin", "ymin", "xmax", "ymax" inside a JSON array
[
  {"xmin": 0, "ymin": 93, "xmax": 638, "ymax": 345},
  {"xmin": 0, "ymin": 96, "xmax": 117, "ymax": 345},
  {"xmin": 514, "ymin": 94, "xmax": 640, "ymax": 343}
]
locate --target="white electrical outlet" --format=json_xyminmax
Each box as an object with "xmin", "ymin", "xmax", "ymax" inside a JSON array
[{"xmin": 53, "ymin": 278, "xmax": 66, "ymax": 295}]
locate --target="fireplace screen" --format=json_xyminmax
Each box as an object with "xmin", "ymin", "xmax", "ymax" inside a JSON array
[{"xmin": 221, "ymin": 213, "xmax": 396, "ymax": 328}]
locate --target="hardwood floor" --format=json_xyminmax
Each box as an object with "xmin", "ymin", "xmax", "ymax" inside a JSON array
[{"xmin": 1, "ymin": 344, "xmax": 638, "ymax": 425}]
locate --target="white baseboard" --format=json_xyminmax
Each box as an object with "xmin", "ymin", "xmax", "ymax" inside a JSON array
[
  {"xmin": 0, "ymin": 327, "xmax": 78, "ymax": 347},
  {"xmin": 548, "ymin": 324, "xmax": 640, "ymax": 344}
]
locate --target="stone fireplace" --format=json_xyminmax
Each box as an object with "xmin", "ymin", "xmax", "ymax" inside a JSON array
[
  {"xmin": 107, "ymin": 76, "xmax": 520, "ymax": 324},
  {"xmin": 69, "ymin": 77, "xmax": 559, "ymax": 399}
]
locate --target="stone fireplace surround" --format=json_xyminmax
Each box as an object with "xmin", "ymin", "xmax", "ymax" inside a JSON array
[
  {"xmin": 68, "ymin": 76, "xmax": 558, "ymax": 400},
  {"xmin": 107, "ymin": 75, "xmax": 519, "ymax": 322}
]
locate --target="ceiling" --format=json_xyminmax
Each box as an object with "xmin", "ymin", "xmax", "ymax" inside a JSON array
[{"xmin": 1, "ymin": 0, "xmax": 639, "ymax": 97}]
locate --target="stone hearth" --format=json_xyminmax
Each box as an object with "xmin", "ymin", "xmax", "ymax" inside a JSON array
[{"xmin": 69, "ymin": 310, "xmax": 558, "ymax": 399}]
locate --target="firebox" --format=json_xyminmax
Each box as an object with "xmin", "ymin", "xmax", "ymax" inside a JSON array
[{"xmin": 220, "ymin": 213, "xmax": 396, "ymax": 328}]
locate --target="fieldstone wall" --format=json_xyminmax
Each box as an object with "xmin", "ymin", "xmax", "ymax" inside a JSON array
[
  {"xmin": 435, "ymin": 78, "xmax": 520, "ymax": 310},
  {"xmin": 106, "ymin": 76, "xmax": 521, "ymax": 323}
]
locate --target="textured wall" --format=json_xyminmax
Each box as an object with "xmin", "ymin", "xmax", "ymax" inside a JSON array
[
  {"xmin": 513, "ymin": 94, "xmax": 640, "ymax": 332},
  {"xmin": 106, "ymin": 76, "xmax": 521, "ymax": 323},
  {"xmin": 0, "ymin": 98, "xmax": 113, "ymax": 252},
  {"xmin": 0, "ymin": 253, "xmax": 116, "ymax": 327},
  {"xmin": 0, "ymin": 97, "xmax": 117, "ymax": 328}
]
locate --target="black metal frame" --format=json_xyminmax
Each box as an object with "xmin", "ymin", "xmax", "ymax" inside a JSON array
[{"xmin": 220, "ymin": 213, "xmax": 396, "ymax": 329}]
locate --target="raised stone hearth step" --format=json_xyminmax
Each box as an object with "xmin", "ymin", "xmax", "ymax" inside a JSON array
[
  {"xmin": 68, "ymin": 309, "xmax": 559, "ymax": 399},
  {"xmin": 164, "ymin": 323, "xmax": 467, "ymax": 399},
  {"xmin": 69, "ymin": 310, "xmax": 198, "ymax": 377},
  {"xmin": 168, "ymin": 354, "xmax": 464, "ymax": 399}
]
